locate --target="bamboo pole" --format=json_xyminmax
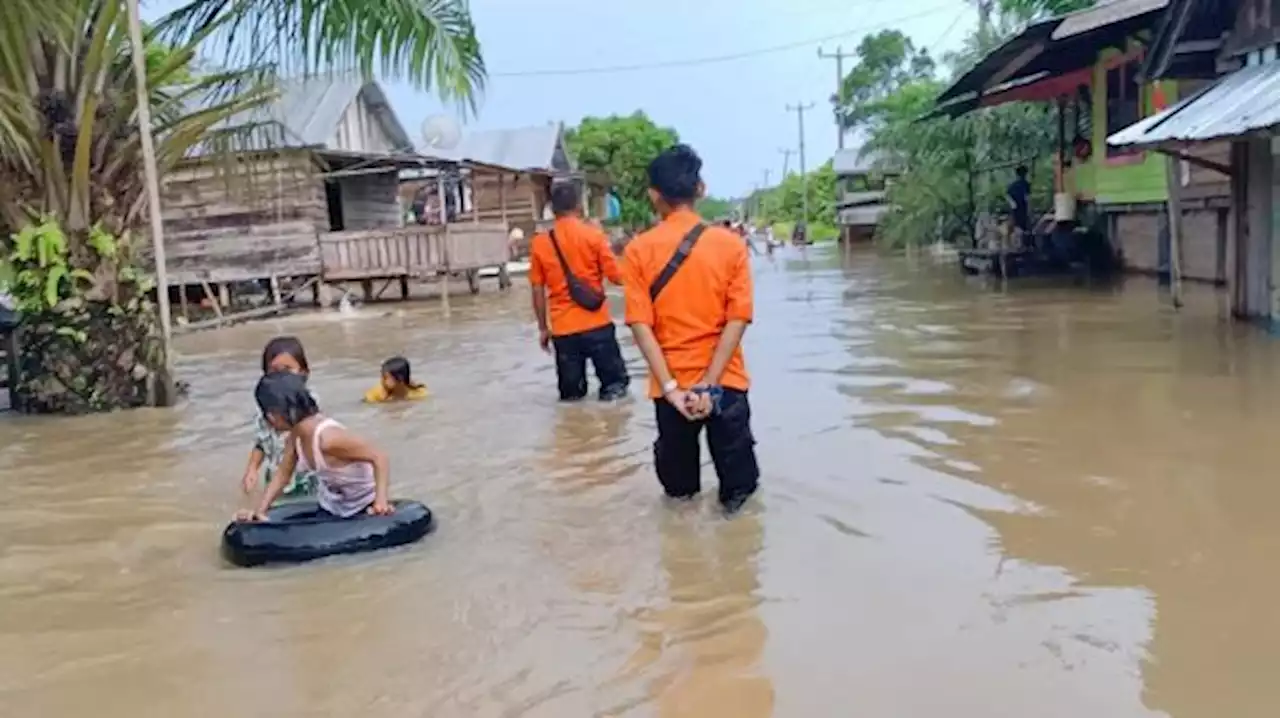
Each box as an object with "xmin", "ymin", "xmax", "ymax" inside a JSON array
[{"xmin": 125, "ymin": 0, "xmax": 176, "ymax": 405}]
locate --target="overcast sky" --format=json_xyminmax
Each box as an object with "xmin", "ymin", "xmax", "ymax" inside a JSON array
[{"xmin": 147, "ymin": 0, "xmax": 976, "ymax": 197}]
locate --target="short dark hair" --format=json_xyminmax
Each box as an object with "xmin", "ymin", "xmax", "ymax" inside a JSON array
[
  {"xmin": 647, "ymin": 144, "xmax": 702, "ymax": 204},
  {"xmin": 549, "ymin": 181, "xmax": 581, "ymax": 216},
  {"xmin": 255, "ymin": 371, "xmax": 319, "ymax": 426},
  {"xmin": 261, "ymin": 335, "xmax": 309, "ymax": 374},
  {"xmin": 1015, "ymin": 165, "xmax": 1028, "ymax": 177}
]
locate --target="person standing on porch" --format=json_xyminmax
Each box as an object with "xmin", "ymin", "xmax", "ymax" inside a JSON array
[
  {"xmin": 1007, "ymin": 164, "xmax": 1032, "ymax": 243},
  {"xmin": 528, "ymin": 181, "xmax": 630, "ymax": 401},
  {"xmin": 622, "ymin": 145, "xmax": 760, "ymax": 514}
]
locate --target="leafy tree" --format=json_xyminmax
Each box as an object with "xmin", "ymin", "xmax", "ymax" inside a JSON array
[
  {"xmin": 697, "ymin": 196, "xmax": 737, "ymax": 220},
  {"xmin": 564, "ymin": 113, "xmax": 679, "ymax": 229},
  {"xmin": 860, "ymin": 39, "xmax": 1056, "ymax": 248},
  {"xmin": 835, "ymin": 30, "xmax": 936, "ymax": 132},
  {"xmin": 757, "ymin": 162, "xmax": 837, "ymax": 225}
]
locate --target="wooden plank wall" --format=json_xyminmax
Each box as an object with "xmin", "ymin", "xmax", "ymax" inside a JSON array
[
  {"xmin": 318, "ymin": 222, "xmax": 508, "ymax": 279},
  {"xmin": 319, "ymin": 226, "xmax": 447, "ymax": 280},
  {"xmin": 160, "ymin": 152, "xmax": 327, "ymax": 284},
  {"xmin": 471, "ymin": 171, "xmax": 545, "ymax": 221},
  {"xmin": 1179, "ymin": 141, "xmax": 1233, "ymax": 204},
  {"xmin": 331, "ymin": 92, "xmax": 400, "ymax": 154},
  {"xmin": 446, "ymin": 223, "xmax": 511, "ymax": 270},
  {"xmin": 337, "ymin": 172, "xmax": 403, "ymax": 229}
]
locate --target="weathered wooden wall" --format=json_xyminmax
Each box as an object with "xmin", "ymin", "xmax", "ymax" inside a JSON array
[
  {"xmin": 1178, "ymin": 142, "xmax": 1233, "ymax": 204},
  {"xmin": 331, "ymin": 93, "xmax": 400, "ymax": 154},
  {"xmin": 320, "ymin": 226, "xmax": 446, "ymax": 280},
  {"xmin": 1112, "ymin": 207, "xmax": 1228, "ymax": 283},
  {"xmin": 469, "ymin": 171, "xmax": 544, "ymax": 222},
  {"xmin": 160, "ymin": 152, "xmax": 327, "ymax": 285},
  {"xmin": 318, "ymin": 222, "xmax": 508, "ymax": 280},
  {"xmin": 336, "ymin": 172, "xmax": 402, "ymax": 230},
  {"xmin": 1225, "ymin": 0, "xmax": 1279, "ymax": 58}
]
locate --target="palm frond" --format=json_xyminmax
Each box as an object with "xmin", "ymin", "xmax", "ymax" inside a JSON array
[{"xmin": 155, "ymin": 0, "xmax": 485, "ymax": 113}]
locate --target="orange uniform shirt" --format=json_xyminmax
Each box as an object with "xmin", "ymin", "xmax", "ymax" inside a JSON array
[
  {"xmin": 528, "ymin": 216, "xmax": 622, "ymax": 336},
  {"xmin": 623, "ymin": 208, "xmax": 753, "ymax": 398}
]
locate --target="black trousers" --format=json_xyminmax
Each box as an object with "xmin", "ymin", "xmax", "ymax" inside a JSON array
[
  {"xmin": 552, "ymin": 323, "xmax": 630, "ymax": 401},
  {"xmin": 653, "ymin": 388, "xmax": 759, "ymax": 504}
]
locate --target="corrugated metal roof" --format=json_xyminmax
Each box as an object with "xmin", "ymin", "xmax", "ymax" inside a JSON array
[
  {"xmin": 191, "ymin": 76, "xmax": 412, "ymax": 155},
  {"xmin": 935, "ymin": 0, "xmax": 1166, "ymax": 115},
  {"xmin": 1108, "ymin": 61, "xmax": 1280, "ymax": 148},
  {"xmin": 1052, "ymin": 0, "xmax": 1168, "ymax": 40},
  {"xmin": 838, "ymin": 205, "xmax": 889, "ymax": 226},
  {"xmin": 834, "ymin": 148, "xmax": 874, "ymax": 174},
  {"xmin": 428, "ymin": 124, "xmax": 570, "ymax": 173}
]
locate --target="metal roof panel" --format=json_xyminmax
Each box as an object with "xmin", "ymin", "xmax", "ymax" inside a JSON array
[{"xmin": 1108, "ymin": 61, "xmax": 1280, "ymax": 148}]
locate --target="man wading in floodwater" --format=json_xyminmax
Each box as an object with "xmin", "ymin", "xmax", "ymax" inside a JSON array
[
  {"xmin": 623, "ymin": 145, "xmax": 759, "ymax": 514},
  {"xmin": 529, "ymin": 181, "xmax": 630, "ymax": 401}
]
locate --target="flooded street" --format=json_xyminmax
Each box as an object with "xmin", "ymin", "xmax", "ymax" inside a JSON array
[{"xmin": 4, "ymin": 245, "xmax": 1280, "ymax": 717}]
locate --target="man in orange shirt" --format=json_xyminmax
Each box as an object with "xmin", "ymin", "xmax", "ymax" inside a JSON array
[
  {"xmin": 622, "ymin": 145, "xmax": 758, "ymax": 513},
  {"xmin": 529, "ymin": 181, "xmax": 629, "ymax": 401}
]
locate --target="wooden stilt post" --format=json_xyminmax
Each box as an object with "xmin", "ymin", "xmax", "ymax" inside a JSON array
[
  {"xmin": 217, "ymin": 283, "xmax": 231, "ymax": 310},
  {"xmin": 438, "ymin": 169, "xmax": 451, "ymax": 314},
  {"xmin": 200, "ymin": 281, "xmax": 224, "ymax": 323},
  {"xmin": 178, "ymin": 284, "xmax": 189, "ymax": 322},
  {"xmin": 1164, "ymin": 153, "xmax": 1185, "ymax": 309},
  {"xmin": 498, "ymin": 172, "xmax": 513, "ymax": 289},
  {"xmin": 269, "ymin": 274, "xmax": 282, "ymax": 307}
]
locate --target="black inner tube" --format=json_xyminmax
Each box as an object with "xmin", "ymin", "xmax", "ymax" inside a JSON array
[{"xmin": 222, "ymin": 499, "xmax": 435, "ymax": 567}]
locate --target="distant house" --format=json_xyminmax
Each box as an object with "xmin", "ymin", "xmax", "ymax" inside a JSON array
[
  {"xmin": 929, "ymin": 0, "xmax": 1232, "ymax": 282},
  {"xmin": 1108, "ymin": 0, "xmax": 1280, "ymax": 323},
  {"xmin": 402, "ymin": 123, "xmax": 612, "ymax": 256},
  {"xmin": 163, "ymin": 77, "xmax": 421, "ymax": 289},
  {"xmin": 162, "ymin": 77, "xmax": 511, "ymax": 313},
  {"xmin": 833, "ymin": 148, "xmax": 898, "ymax": 243}
]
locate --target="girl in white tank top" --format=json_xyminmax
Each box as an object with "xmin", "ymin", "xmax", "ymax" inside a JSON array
[{"xmin": 249, "ymin": 372, "xmax": 393, "ymax": 520}]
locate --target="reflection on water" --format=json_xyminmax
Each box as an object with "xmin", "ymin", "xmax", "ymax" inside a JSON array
[{"xmin": 2, "ymin": 244, "xmax": 1279, "ymax": 715}]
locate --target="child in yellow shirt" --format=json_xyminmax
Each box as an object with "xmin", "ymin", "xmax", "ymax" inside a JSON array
[{"xmin": 364, "ymin": 356, "xmax": 429, "ymax": 402}]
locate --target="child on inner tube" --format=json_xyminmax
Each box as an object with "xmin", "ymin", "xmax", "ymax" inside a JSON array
[
  {"xmin": 364, "ymin": 356, "xmax": 429, "ymax": 403},
  {"xmin": 240, "ymin": 336, "xmax": 318, "ymax": 502},
  {"xmin": 243, "ymin": 371, "xmax": 394, "ymax": 521}
]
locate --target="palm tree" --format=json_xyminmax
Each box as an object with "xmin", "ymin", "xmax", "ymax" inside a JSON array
[{"xmin": 0, "ymin": 0, "xmax": 485, "ymax": 413}]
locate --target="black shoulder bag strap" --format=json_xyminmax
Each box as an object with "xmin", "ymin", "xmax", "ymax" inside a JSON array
[
  {"xmin": 548, "ymin": 229, "xmax": 575, "ymax": 279},
  {"xmin": 649, "ymin": 223, "xmax": 707, "ymax": 301},
  {"xmin": 548, "ymin": 228, "xmax": 606, "ymax": 310}
]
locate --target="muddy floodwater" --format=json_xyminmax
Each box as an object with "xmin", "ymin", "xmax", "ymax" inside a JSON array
[{"xmin": 4, "ymin": 245, "xmax": 1280, "ymax": 717}]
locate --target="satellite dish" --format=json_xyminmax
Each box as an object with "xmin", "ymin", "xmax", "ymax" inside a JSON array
[{"xmin": 420, "ymin": 114, "xmax": 462, "ymax": 151}]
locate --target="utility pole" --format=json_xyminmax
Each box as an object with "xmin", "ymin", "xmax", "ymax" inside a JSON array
[
  {"xmin": 125, "ymin": 0, "xmax": 176, "ymax": 406},
  {"xmin": 818, "ymin": 46, "xmax": 854, "ymax": 150},
  {"xmin": 786, "ymin": 101, "xmax": 814, "ymax": 225},
  {"xmin": 778, "ymin": 147, "xmax": 794, "ymax": 178},
  {"xmin": 758, "ymin": 169, "xmax": 772, "ymax": 217}
]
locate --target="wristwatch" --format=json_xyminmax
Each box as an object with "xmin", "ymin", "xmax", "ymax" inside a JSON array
[{"xmin": 661, "ymin": 379, "xmax": 679, "ymax": 394}]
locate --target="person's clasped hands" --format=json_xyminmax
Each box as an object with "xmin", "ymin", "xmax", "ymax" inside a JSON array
[{"xmin": 664, "ymin": 382, "xmax": 719, "ymax": 422}]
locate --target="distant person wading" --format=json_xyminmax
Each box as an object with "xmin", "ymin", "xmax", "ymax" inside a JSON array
[
  {"xmin": 623, "ymin": 145, "xmax": 760, "ymax": 514},
  {"xmin": 529, "ymin": 182, "xmax": 630, "ymax": 401}
]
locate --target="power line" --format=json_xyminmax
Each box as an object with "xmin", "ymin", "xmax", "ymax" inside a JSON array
[
  {"xmin": 932, "ymin": 8, "xmax": 970, "ymax": 49},
  {"xmin": 491, "ymin": 4, "xmax": 953, "ymax": 78}
]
